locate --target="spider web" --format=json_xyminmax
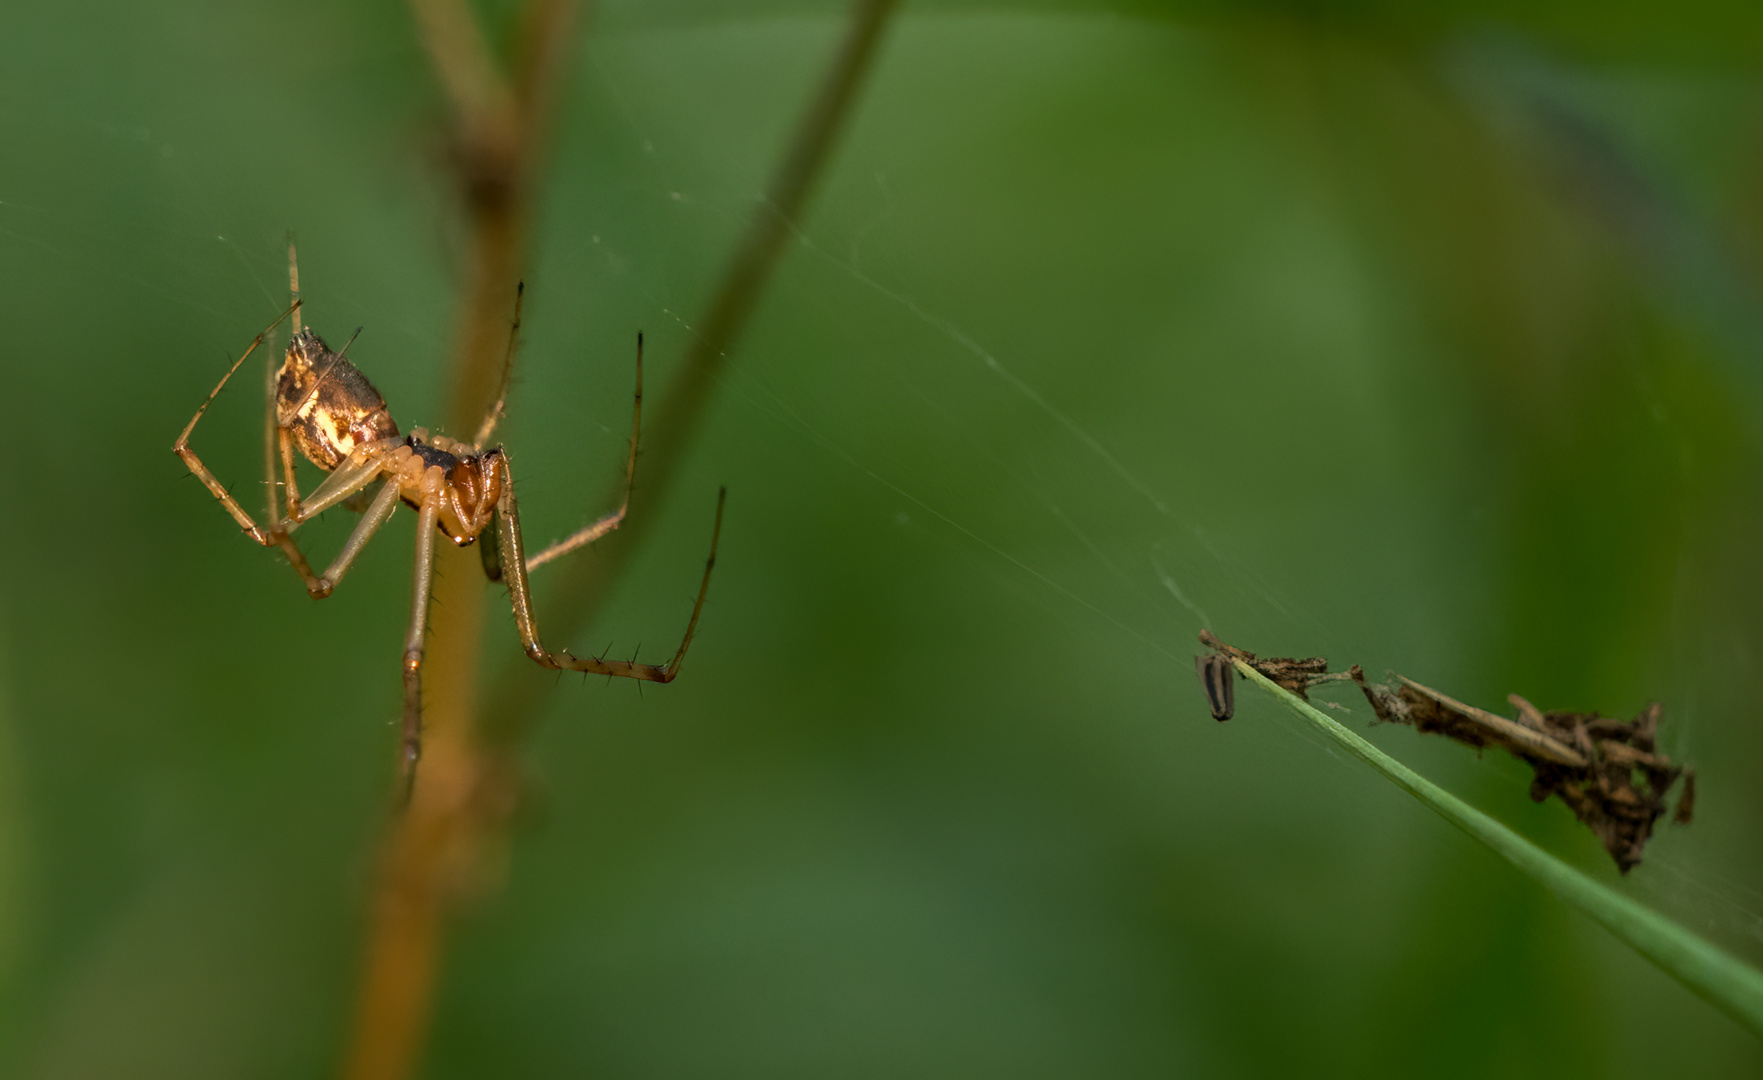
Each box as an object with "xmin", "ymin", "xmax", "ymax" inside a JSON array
[
  {"xmin": 5, "ymin": 4, "xmax": 1763, "ymax": 1076},
  {"xmin": 544, "ymin": 12, "xmax": 1763, "ymax": 959}
]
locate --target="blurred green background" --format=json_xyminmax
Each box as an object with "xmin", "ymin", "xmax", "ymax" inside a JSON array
[{"xmin": 4, "ymin": 0, "xmax": 1763, "ymax": 1076}]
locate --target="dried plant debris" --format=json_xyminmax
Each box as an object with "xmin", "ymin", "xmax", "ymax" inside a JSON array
[
  {"xmin": 1195, "ymin": 653, "xmax": 1236, "ymax": 721},
  {"xmin": 1349, "ymin": 668, "xmax": 1693, "ymax": 873},
  {"xmin": 1196, "ymin": 630, "xmax": 1354, "ymax": 721},
  {"xmin": 1672, "ymin": 768, "xmax": 1697, "ymax": 826}
]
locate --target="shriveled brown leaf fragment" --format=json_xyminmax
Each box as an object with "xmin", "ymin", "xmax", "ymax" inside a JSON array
[
  {"xmin": 1349, "ymin": 669, "xmax": 1690, "ymax": 873},
  {"xmin": 1198, "ymin": 630, "xmax": 1351, "ymax": 702},
  {"xmin": 1673, "ymin": 768, "xmax": 1696, "ymax": 826}
]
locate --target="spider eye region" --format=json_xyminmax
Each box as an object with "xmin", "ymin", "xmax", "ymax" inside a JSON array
[
  {"xmin": 407, "ymin": 438, "xmax": 461, "ymax": 474},
  {"xmin": 401, "ymin": 438, "xmax": 501, "ymax": 544}
]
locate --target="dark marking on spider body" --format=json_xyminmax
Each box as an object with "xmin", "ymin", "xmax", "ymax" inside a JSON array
[
  {"xmin": 173, "ymin": 254, "xmax": 724, "ymax": 790},
  {"xmin": 407, "ymin": 437, "xmax": 462, "ymax": 475}
]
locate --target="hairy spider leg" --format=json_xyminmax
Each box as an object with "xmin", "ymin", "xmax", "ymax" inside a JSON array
[
  {"xmin": 258, "ymin": 437, "xmax": 414, "ymax": 600},
  {"xmin": 297, "ymin": 438, "xmax": 500, "ymax": 780},
  {"xmin": 395, "ymin": 450, "xmax": 502, "ymax": 783},
  {"xmin": 472, "ymin": 281, "xmax": 525, "ymax": 451},
  {"xmin": 401, "ymin": 489, "xmax": 443, "ymax": 782},
  {"xmin": 264, "ymin": 237, "xmax": 304, "ymax": 526},
  {"xmin": 278, "ymin": 242, "xmax": 378, "ymax": 527},
  {"xmin": 272, "ymin": 441, "xmax": 410, "ymax": 595},
  {"xmin": 288, "ymin": 236, "xmax": 303, "ymax": 335},
  {"xmin": 173, "ymin": 300, "xmax": 336, "ymax": 596},
  {"xmin": 492, "ymin": 447, "xmax": 724, "ymax": 682},
  {"xmin": 276, "ymin": 243, "xmax": 307, "ymax": 524},
  {"xmin": 277, "ymin": 427, "xmax": 308, "ymax": 526},
  {"xmin": 175, "ymin": 300, "xmax": 301, "ymax": 539},
  {"xmin": 522, "ymin": 332, "xmax": 645, "ymax": 573},
  {"xmin": 322, "ymin": 475, "xmax": 403, "ymax": 588}
]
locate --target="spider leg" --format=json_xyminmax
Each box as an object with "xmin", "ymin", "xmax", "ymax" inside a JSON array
[
  {"xmin": 523, "ymin": 332, "xmax": 643, "ymax": 572},
  {"xmin": 400, "ymin": 496, "xmax": 441, "ymax": 783},
  {"xmin": 266, "ymin": 238, "xmax": 302, "ymax": 525},
  {"xmin": 472, "ymin": 281, "xmax": 525, "ymax": 450},
  {"xmin": 493, "ymin": 451, "xmax": 725, "ymax": 683},
  {"xmin": 319, "ymin": 477, "xmax": 402, "ymax": 590},
  {"xmin": 174, "ymin": 300, "xmax": 301, "ymax": 539},
  {"xmin": 174, "ymin": 302, "xmax": 338, "ymax": 594},
  {"xmin": 276, "ymin": 444, "xmax": 402, "ymax": 599},
  {"xmin": 278, "ymin": 427, "xmax": 308, "ymax": 526},
  {"xmin": 263, "ymin": 342, "xmax": 282, "ymax": 530},
  {"xmin": 296, "ymin": 440, "xmax": 406, "ymax": 522},
  {"xmin": 288, "ymin": 235, "xmax": 302, "ymax": 335}
]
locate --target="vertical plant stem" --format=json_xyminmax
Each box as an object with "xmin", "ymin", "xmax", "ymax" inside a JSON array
[
  {"xmin": 339, "ymin": 3, "xmax": 898, "ymax": 1076},
  {"xmin": 1230, "ymin": 657, "xmax": 1763, "ymax": 1038},
  {"xmin": 337, "ymin": 3, "xmax": 577, "ymax": 1079}
]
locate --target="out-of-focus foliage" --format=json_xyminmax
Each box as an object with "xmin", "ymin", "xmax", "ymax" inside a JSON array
[{"xmin": 2, "ymin": 1, "xmax": 1762, "ymax": 1077}]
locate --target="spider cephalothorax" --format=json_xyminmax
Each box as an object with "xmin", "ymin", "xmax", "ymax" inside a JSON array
[
  {"xmin": 276, "ymin": 328, "xmax": 505, "ymax": 545},
  {"xmin": 380, "ymin": 431, "xmax": 503, "ymax": 544},
  {"xmin": 173, "ymin": 252, "xmax": 723, "ymax": 784}
]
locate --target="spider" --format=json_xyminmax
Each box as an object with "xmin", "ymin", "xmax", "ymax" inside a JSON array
[{"xmin": 173, "ymin": 250, "xmax": 724, "ymax": 783}]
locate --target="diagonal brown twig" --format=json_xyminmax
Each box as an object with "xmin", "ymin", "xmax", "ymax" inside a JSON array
[
  {"xmin": 337, "ymin": 2, "xmax": 898, "ymax": 1078},
  {"xmin": 481, "ymin": 0, "xmax": 901, "ymax": 752}
]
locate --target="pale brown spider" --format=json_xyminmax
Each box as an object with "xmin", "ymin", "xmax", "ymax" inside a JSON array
[{"xmin": 173, "ymin": 250, "xmax": 723, "ymax": 783}]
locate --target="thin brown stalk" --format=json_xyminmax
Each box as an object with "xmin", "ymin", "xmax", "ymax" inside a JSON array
[
  {"xmin": 338, "ymin": 1, "xmax": 896, "ymax": 1076},
  {"xmin": 337, "ymin": 2, "xmax": 578, "ymax": 1079}
]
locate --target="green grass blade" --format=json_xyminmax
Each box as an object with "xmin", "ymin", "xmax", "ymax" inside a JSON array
[{"xmin": 1230, "ymin": 658, "xmax": 1763, "ymax": 1039}]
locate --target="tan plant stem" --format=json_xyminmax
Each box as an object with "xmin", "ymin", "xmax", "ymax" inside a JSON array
[
  {"xmin": 338, "ymin": 588, "xmax": 483, "ymax": 1080},
  {"xmin": 338, "ymin": 1, "xmax": 896, "ymax": 1075},
  {"xmin": 337, "ymin": 2, "xmax": 578, "ymax": 1078}
]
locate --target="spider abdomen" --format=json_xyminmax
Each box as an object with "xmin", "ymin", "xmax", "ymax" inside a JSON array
[{"xmin": 277, "ymin": 328, "xmax": 400, "ymax": 470}]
